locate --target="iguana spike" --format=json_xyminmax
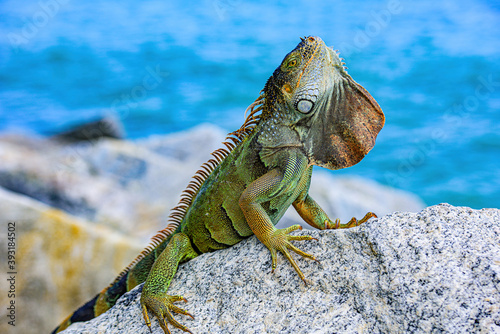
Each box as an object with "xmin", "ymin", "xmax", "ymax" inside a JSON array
[
  {"xmin": 196, "ymin": 169, "xmax": 210, "ymax": 179},
  {"xmin": 188, "ymin": 179, "xmax": 202, "ymax": 186},
  {"xmin": 223, "ymin": 142, "xmax": 235, "ymax": 150},
  {"xmin": 213, "ymin": 151, "xmax": 226, "ymax": 162},
  {"xmin": 226, "ymin": 136, "xmax": 240, "ymax": 145},
  {"xmin": 205, "ymin": 159, "xmax": 218, "ymax": 169},
  {"xmin": 186, "ymin": 181, "xmax": 200, "ymax": 189},
  {"xmin": 183, "ymin": 187, "xmax": 197, "ymax": 194},
  {"xmin": 110, "ymin": 95, "xmax": 266, "ymax": 290},
  {"xmin": 192, "ymin": 175, "xmax": 204, "ymax": 183},
  {"xmin": 168, "ymin": 212, "xmax": 184, "ymax": 219}
]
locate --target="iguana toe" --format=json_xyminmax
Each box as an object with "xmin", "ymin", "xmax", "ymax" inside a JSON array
[
  {"xmin": 265, "ymin": 224, "xmax": 317, "ymax": 283},
  {"xmin": 141, "ymin": 293, "xmax": 193, "ymax": 334},
  {"xmin": 327, "ymin": 211, "xmax": 377, "ymax": 229}
]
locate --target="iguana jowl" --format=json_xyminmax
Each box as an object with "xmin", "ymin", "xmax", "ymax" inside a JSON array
[{"xmin": 53, "ymin": 36, "xmax": 384, "ymax": 333}]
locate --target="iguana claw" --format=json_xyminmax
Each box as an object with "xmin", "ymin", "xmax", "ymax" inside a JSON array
[
  {"xmin": 326, "ymin": 212, "xmax": 377, "ymax": 229},
  {"xmin": 266, "ymin": 224, "xmax": 317, "ymax": 284},
  {"xmin": 141, "ymin": 293, "xmax": 193, "ymax": 334}
]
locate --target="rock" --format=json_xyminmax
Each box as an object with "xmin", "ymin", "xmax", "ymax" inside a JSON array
[
  {"xmin": 0, "ymin": 125, "xmax": 230, "ymax": 239},
  {"xmin": 51, "ymin": 117, "xmax": 124, "ymax": 142},
  {"xmin": 60, "ymin": 204, "xmax": 500, "ymax": 334},
  {"xmin": 137, "ymin": 123, "xmax": 226, "ymax": 164},
  {"xmin": 0, "ymin": 187, "xmax": 144, "ymax": 334}
]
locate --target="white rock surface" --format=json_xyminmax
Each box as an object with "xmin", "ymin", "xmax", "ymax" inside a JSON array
[{"xmin": 61, "ymin": 204, "xmax": 500, "ymax": 334}]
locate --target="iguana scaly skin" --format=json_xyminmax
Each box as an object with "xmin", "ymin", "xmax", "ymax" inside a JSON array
[{"xmin": 52, "ymin": 36, "xmax": 384, "ymax": 333}]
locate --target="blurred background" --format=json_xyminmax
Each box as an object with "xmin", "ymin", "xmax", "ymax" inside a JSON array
[
  {"xmin": 1, "ymin": 0, "xmax": 499, "ymax": 209},
  {"xmin": 1, "ymin": 1, "xmax": 499, "ymax": 333}
]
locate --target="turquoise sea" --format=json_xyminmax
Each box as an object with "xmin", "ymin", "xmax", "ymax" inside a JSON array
[{"xmin": 0, "ymin": 0, "xmax": 499, "ymax": 209}]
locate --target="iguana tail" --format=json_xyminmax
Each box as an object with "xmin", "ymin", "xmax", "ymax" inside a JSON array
[
  {"xmin": 50, "ymin": 282, "xmax": 119, "ymax": 333},
  {"xmin": 51, "ymin": 225, "xmax": 177, "ymax": 333}
]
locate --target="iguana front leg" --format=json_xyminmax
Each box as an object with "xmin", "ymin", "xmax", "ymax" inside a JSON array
[
  {"xmin": 293, "ymin": 194, "xmax": 377, "ymax": 229},
  {"xmin": 140, "ymin": 233, "xmax": 198, "ymax": 334},
  {"xmin": 291, "ymin": 166, "xmax": 376, "ymax": 230},
  {"xmin": 290, "ymin": 167, "xmax": 376, "ymax": 229},
  {"xmin": 239, "ymin": 154, "xmax": 317, "ymax": 283}
]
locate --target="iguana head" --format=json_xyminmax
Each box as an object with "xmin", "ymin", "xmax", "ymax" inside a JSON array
[{"xmin": 263, "ymin": 36, "xmax": 385, "ymax": 170}]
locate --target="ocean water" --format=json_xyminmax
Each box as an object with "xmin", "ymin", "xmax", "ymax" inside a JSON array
[{"xmin": 0, "ymin": 0, "xmax": 499, "ymax": 209}]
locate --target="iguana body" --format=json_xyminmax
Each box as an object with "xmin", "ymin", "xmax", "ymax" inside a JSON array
[{"xmin": 53, "ymin": 36, "xmax": 384, "ymax": 333}]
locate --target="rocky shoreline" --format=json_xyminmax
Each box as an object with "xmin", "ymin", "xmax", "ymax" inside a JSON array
[{"xmin": 0, "ymin": 122, "xmax": 443, "ymax": 334}]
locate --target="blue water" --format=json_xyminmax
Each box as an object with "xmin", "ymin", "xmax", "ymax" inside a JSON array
[{"xmin": 0, "ymin": 0, "xmax": 499, "ymax": 209}]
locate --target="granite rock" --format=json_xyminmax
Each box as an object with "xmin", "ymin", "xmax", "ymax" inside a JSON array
[{"xmin": 61, "ymin": 204, "xmax": 500, "ymax": 334}]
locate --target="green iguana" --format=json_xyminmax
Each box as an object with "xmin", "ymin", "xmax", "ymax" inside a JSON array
[{"xmin": 52, "ymin": 36, "xmax": 384, "ymax": 334}]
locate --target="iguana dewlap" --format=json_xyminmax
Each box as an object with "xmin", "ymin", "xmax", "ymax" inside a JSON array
[{"xmin": 53, "ymin": 36, "xmax": 384, "ymax": 334}]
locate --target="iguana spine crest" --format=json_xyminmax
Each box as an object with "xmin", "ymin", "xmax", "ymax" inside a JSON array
[
  {"xmin": 111, "ymin": 94, "xmax": 265, "ymax": 285},
  {"xmin": 52, "ymin": 36, "xmax": 386, "ymax": 334}
]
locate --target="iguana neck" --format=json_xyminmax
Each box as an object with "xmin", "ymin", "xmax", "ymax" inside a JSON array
[{"xmin": 257, "ymin": 95, "xmax": 304, "ymax": 168}]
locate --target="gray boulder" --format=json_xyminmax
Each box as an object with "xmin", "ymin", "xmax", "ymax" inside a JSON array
[{"xmin": 61, "ymin": 204, "xmax": 500, "ymax": 334}]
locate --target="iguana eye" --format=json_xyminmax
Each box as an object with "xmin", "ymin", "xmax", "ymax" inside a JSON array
[
  {"xmin": 282, "ymin": 56, "xmax": 300, "ymax": 70},
  {"xmin": 287, "ymin": 59, "xmax": 297, "ymax": 67}
]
